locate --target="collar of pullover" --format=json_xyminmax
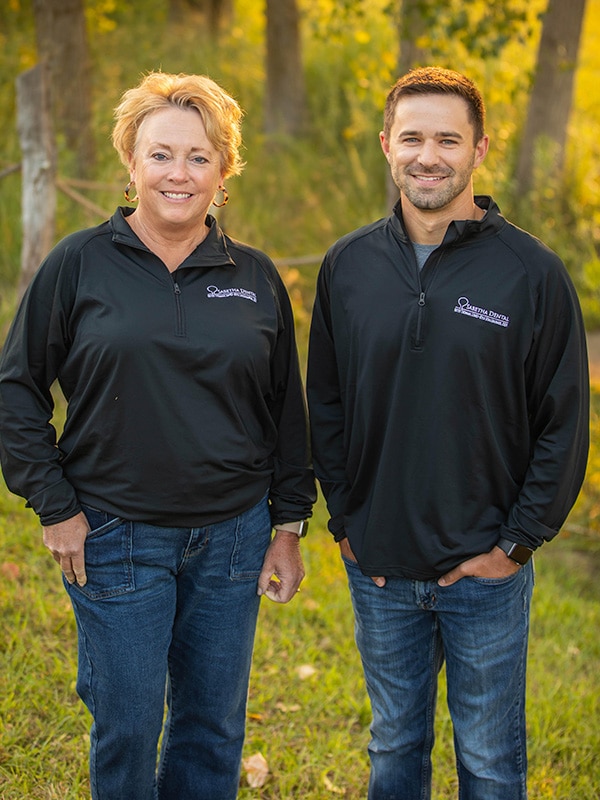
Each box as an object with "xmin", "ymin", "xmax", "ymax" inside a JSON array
[
  {"xmin": 110, "ymin": 206, "xmax": 237, "ymax": 270},
  {"xmin": 391, "ymin": 195, "xmax": 504, "ymax": 246}
]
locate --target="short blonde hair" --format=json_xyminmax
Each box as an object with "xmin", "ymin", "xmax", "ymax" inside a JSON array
[{"xmin": 112, "ymin": 71, "xmax": 244, "ymax": 178}]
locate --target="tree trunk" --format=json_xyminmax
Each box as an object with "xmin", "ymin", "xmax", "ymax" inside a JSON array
[
  {"xmin": 31, "ymin": 0, "xmax": 95, "ymax": 176},
  {"xmin": 397, "ymin": 0, "xmax": 428, "ymax": 75},
  {"xmin": 265, "ymin": 0, "xmax": 307, "ymax": 136},
  {"xmin": 16, "ymin": 66, "xmax": 56, "ymax": 300},
  {"xmin": 169, "ymin": 0, "xmax": 233, "ymax": 35},
  {"xmin": 514, "ymin": 0, "xmax": 588, "ymax": 194},
  {"xmin": 385, "ymin": 0, "xmax": 428, "ymax": 209}
]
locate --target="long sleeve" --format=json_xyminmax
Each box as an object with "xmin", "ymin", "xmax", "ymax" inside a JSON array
[
  {"xmin": 0, "ymin": 246, "xmax": 81, "ymax": 525},
  {"xmin": 499, "ymin": 260, "xmax": 589, "ymax": 548},
  {"xmin": 306, "ymin": 258, "xmax": 349, "ymax": 539},
  {"xmin": 266, "ymin": 272, "xmax": 316, "ymax": 525}
]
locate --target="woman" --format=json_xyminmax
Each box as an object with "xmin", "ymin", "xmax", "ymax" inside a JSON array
[{"xmin": 0, "ymin": 72, "xmax": 315, "ymax": 799}]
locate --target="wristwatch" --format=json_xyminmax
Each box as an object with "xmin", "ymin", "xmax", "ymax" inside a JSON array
[
  {"xmin": 274, "ymin": 520, "xmax": 309, "ymax": 538},
  {"xmin": 497, "ymin": 538, "xmax": 534, "ymax": 565}
]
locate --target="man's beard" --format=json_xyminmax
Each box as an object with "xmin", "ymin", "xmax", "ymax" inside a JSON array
[{"xmin": 391, "ymin": 161, "xmax": 474, "ymax": 210}]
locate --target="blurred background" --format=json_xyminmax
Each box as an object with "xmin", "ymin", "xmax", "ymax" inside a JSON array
[{"xmin": 1, "ymin": 3, "xmax": 599, "ymax": 798}]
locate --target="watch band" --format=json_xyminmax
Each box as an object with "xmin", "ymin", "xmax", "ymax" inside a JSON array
[
  {"xmin": 274, "ymin": 520, "xmax": 309, "ymax": 538},
  {"xmin": 497, "ymin": 538, "xmax": 534, "ymax": 565}
]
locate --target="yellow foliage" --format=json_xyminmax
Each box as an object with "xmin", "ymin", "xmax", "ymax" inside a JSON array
[
  {"xmin": 85, "ymin": 0, "xmax": 117, "ymax": 34},
  {"xmin": 354, "ymin": 30, "xmax": 371, "ymax": 45},
  {"xmin": 569, "ymin": 383, "xmax": 600, "ymax": 533}
]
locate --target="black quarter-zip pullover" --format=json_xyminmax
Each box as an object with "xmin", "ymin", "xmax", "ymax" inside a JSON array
[
  {"xmin": 307, "ymin": 197, "xmax": 589, "ymax": 579},
  {"xmin": 0, "ymin": 208, "xmax": 315, "ymax": 527}
]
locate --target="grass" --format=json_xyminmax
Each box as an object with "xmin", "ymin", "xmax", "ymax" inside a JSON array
[{"xmin": 1, "ymin": 447, "xmax": 600, "ymax": 798}]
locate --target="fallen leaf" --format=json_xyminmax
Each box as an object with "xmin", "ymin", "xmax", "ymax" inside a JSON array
[
  {"xmin": 243, "ymin": 752, "xmax": 269, "ymax": 788},
  {"xmin": 323, "ymin": 773, "xmax": 346, "ymax": 794},
  {"xmin": 303, "ymin": 597, "xmax": 320, "ymax": 611},
  {"xmin": 1, "ymin": 562, "xmax": 20, "ymax": 581},
  {"xmin": 297, "ymin": 664, "xmax": 318, "ymax": 680},
  {"xmin": 275, "ymin": 702, "xmax": 301, "ymax": 713}
]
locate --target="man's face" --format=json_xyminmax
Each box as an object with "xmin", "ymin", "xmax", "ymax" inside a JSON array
[{"xmin": 380, "ymin": 94, "xmax": 488, "ymax": 213}]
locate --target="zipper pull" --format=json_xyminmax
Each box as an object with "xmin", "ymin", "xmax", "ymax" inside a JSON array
[
  {"xmin": 173, "ymin": 281, "xmax": 181, "ymax": 295},
  {"xmin": 419, "ymin": 291, "xmax": 426, "ymax": 306}
]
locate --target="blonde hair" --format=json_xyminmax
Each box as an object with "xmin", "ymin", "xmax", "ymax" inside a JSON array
[{"xmin": 112, "ymin": 71, "xmax": 244, "ymax": 178}]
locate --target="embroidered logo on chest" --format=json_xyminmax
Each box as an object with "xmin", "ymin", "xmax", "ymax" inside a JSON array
[
  {"xmin": 206, "ymin": 285, "xmax": 257, "ymax": 303},
  {"xmin": 453, "ymin": 296, "xmax": 510, "ymax": 328}
]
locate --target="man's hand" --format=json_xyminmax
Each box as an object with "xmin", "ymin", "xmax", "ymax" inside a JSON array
[
  {"xmin": 43, "ymin": 511, "xmax": 90, "ymax": 586},
  {"xmin": 257, "ymin": 530, "xmax": 305, "ymax": 603},
  {"xmin": 339, "ymin": 537, "xmax": 386, "ymax": 587},
  {"xmin": 438, "ymin": 545, "xmax": 522, "ymax": 587}
]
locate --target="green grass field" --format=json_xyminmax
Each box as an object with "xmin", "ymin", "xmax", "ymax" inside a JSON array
[{"xmin": 1, "ymin": 447, "xmax": 599, "ymax": 799}]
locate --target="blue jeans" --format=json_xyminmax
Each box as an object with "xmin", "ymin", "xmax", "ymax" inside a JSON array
[
  {"xmin": 344, "ymin": 557, "xmax": 534, "ymax": 800},
  {"xmin": 65, "ymin": 496, "xmax": 272, "ymax": 800}
]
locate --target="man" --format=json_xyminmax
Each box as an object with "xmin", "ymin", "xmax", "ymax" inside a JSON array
[{"xmin": 307, "ymin": 67, "xmax": 589, "ymax": 799}]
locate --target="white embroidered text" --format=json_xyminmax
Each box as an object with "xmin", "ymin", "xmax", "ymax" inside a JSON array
[
  {"xmin": 206, "ymin": 285, "xmax": 257, "ymax": 303},
  {"xmin": 454, "ymin": 297, "xmax": 510, "ymax": 327}
]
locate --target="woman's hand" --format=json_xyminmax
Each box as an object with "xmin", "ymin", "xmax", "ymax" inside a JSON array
[
  {"xmin": 257, "ymin": 530, "xmax": 305, "ymax": 603},
  {"xmin": 42, "ymin": 511, "xmax": 90, "ymax": 586}
]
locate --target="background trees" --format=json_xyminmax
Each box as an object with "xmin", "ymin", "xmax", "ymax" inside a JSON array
[
  {"xmin": 265, "ymin": 0, "xmax": 307, "ymax": 135},
  {"xmin": 31, "ymin": 0, "xmax": 95, "ymax": 176},
  {"xmin": 168, "ymin": 0, "xmax": 234, "ymax": 31},
  {"xmin": 514, "ymin": 0, "xmax": 588, "ymax": 194},
  {"xmin": 1, "ymin": 0, "xmax": 598, "ymax": 325}
]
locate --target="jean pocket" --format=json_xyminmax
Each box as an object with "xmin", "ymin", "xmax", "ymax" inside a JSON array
[
  {"xmin": 74, "ymin": 507, "xmax": 135, "ymax": 600},
  {"xmin": 468, "ymin": 571, "xmax": 522, "ymax": 586},
  {"xmin": 230, "ymin": 498, "xmax": 272, "ymax": 580}
]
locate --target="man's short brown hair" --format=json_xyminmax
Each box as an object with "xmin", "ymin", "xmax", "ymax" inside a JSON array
[{"xmin": 383, "ymin": 67, "xmax": 486, "ymax": 145}]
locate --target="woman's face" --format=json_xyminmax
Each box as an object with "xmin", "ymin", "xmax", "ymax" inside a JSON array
[{"xmin": 128, "ymin": 105, "xmax": 224, "ymax": 232}]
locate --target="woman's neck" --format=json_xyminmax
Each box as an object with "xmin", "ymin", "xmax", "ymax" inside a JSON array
[{"xmin": 126, "ymin": 210, "xmax": 209, "ymax": 272}]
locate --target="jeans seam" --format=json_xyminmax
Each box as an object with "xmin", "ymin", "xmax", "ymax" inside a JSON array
[
  {"xmin": 421, "ymin": 614, "xmax": 440, "ymax": 799},
  {"xmin": 157, "ymin": 673, "xmax": 174, "ymax": 793},
  {"xmin": 176, "ymin": 527, "xmax": 209, "ymax": 574},
  {"xmin": 512, "ymin": 590, "xmax": 530, "ymax": 790}
]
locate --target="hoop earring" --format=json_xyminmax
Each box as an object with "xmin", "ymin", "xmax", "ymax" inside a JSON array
[
  {"xmin": 124, "ymin": 181, "xmax": 138, "ymax": 203},
  {"xmin": 212, "ymin": 185, "xmax": 229, "ymax": 208}
]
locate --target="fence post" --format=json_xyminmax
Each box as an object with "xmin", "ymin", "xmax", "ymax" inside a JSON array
[{"xmin": 16, "ymin": 64, "xmax": 56, "ymax": 300}]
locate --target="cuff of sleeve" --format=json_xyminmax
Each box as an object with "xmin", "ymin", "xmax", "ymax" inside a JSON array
[
  {"xmin": 500, "ymin": 505, "xmax": 556, "ymax": 549},
  {"xmin": 327, "ymin": 515, "xmax": 346, "ymax": 541},
  {"xmin": 27, "ymin": 478, "xmax": 81, "ymax": 526}
]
